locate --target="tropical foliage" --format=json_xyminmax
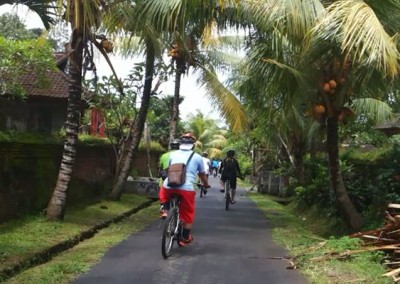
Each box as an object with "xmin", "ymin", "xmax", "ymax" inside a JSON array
[{"xmin": 0, "ymin": 36, "xmax": 56, "ymax": 97}]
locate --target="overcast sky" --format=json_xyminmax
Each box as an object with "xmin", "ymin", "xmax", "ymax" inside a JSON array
[{"xmin": 0, "ymin": 4, "xmax": 224, "ymax": 122}]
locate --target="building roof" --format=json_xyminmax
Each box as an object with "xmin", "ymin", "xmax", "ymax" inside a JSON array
[
  {"xmin": 20, "ymin": 69, "xmax": 70, "ymax": 99},
  {"xmin": 374, "ymin": 115, "xmax": 400, "ymax": 130}
]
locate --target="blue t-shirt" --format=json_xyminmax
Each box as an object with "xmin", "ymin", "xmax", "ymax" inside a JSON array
[{"xmin": 163, "ymin": 150, "xmax": 204, "ymax": 191}]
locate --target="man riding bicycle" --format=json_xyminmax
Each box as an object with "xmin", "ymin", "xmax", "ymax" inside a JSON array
[
  {"xmin": 158, "ymin": 139, "xmax": 180, "ymax": 216},
  {"xmin": 219, "ymin": 149, "xmax": 242, "ymax": 204},
  {"xmin": 159, "ymin": 133, "xmax": 209, "ymax": 246},
  {"xmin": 200, "ymin": 152, "xmax": 211, "ymax": 195}
]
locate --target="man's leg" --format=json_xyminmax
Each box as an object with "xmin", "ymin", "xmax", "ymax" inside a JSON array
[
  {"xmin": 158, "ymin": 186, "xmax": 170, "ymax": 218},
  {"xmin": 178, "ymin": 190, "xmax": 195, "ymax": 245},
  {"xmin": 220, "ymin": 176, "xmax": 226, "ymax": 192},
  {"xmin": 230, "ymin": 177, "xmax": 237, "ymax": 203}
]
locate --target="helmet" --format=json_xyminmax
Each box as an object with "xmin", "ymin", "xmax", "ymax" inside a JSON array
[
  {"xmin": 180, "ymin": 132, "xmax": 196, "ymax": 144},
  {"xmin": 227, "ymin": 149, "xmax": 235, "ymax": 157},
  {"xmin": 169, "ymin": 139, "xmax": 180, "ymax": 150}
]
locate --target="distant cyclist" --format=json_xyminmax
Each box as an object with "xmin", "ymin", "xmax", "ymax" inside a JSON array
[
  {"xmin": 159, "ymin": 133, "xmax": 209, "ymax": 246},
  {"xmin": 211, "ymin": 159, "xmax": 219, "ymax": 177},
  {"xmin": 200, "ymin": 152, "xmax": 211, "ymax": 194},
  {"xmin": 219, "ymin": 150, "xmax": 242, "ymax": 204}
]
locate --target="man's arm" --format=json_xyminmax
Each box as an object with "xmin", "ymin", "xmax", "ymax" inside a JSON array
[
  {"xmin": 235, "ymin": 159, "xmax": 242, "ymax": 177},
  {"xmin": 218, "ymin": 160, "xmax": 224, "ymax": 174},
  {"xmin": 198, "ymin": 172, "xmax": 209, "ymax": 187}
]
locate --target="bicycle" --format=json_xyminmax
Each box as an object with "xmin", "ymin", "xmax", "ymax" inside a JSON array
[{"xmin": 161, "ymin": 194, "xmax": 184, "ymax": 259}]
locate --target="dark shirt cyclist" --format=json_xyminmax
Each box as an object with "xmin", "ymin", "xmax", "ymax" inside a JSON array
[{"xmin": 219, "ymin": 149, "xmax": 242, "ymax": 204}]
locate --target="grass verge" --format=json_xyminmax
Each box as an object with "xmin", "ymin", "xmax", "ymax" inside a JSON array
[
  {"xmin": 247, "ymin": 192, "xmax": 391, "ymax": 284},
  {"xmin": 3, "ymin": 204, "xmax": 159, "ymax": 284},
  {"xmin": 0, "ymin": 194, "xmax": 151, "ymax": 281}
]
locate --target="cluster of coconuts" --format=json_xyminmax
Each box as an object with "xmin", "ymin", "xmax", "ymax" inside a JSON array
[
  {"xmin": 310, "ymin": 59, "xmax": 354, "ymax": 122},
  {"xmin": 101, "ymin": 39, "xmax": 113, "ymax": 53},
  {"xmin": 168, "ymin": 44, "xmax": 180, "ymax": 59},
  {"xmin": 323, "ymin": 79, "xmax": 337, "ymax": 95},
  {"xmin": 310, "ymin": 103, "xmax": 354, "ymax": 123}
]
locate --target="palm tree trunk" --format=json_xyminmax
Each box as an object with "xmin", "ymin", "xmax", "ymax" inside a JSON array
[
  {"xmin": 326, "ymin": 116, "xmax": 363, "ymax": 231},
  {"xmin": 293, "ymin": 138, "xmax": 305, "ymax": 186},
  {"xmin": 169, "ymin": 64, "xmax": 183, "ymax": 143},
  {"xmin": 46, "ymin": 28, "xmax": 83, "ymax": 221},
  {"xmin": 108, "ymin": 41, "xmax": 155, "ymax": 201}
]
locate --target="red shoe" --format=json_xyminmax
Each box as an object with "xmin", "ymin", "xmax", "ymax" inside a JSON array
[{"xmin": 178, "ymin": 235, "xmax": 193, "ymax": 246}]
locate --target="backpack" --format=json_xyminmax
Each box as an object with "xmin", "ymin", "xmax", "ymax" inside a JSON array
[
  {"xmin": 223, "ymin": 158, "xmax": 236, "ymax": 173},
  {"xmin": 167, "ymin": 152, "xmax": 195, "ymax": 187}
]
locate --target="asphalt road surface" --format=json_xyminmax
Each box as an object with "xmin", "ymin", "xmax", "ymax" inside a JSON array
[{"xmin": 75, "ymin": 176, "xmax": 308, "ymax": 284}]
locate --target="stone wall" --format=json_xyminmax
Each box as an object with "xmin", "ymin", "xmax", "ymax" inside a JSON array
[
  {"xmin": 257, "ymin": 170, "xmax": 288, "ymax": 197},
  {"xmin": 0, "ymin": 142, "xmax": 161, "ymax": 223}
]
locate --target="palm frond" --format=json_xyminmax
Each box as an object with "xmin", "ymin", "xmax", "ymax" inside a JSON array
[
  {"xmin": 246, "ymin": 0, "xmax": 325, "ymax": 42},
  {"xmin": 197, "ymin": 64, "xmax": 247, "ymax": 133},
  {"xmin": 351, "ymin": 97, "xmax": 393, "ymax": 123},
  {"xmin": 9, "ymin": 0, "xmax": 57, "ymax": 29},
  {"xmin": 313, "ymin": 0, "xmax": 400, "ymax": 77}
]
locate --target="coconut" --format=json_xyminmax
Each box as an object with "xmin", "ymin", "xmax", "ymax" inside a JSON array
[
  {"xmin": 329, "ymin": 80, "xmax": 337, "ymax": 89},
  {"xmin": 313, "ymin": 104, "xmax": 325, "ymax": 114}
]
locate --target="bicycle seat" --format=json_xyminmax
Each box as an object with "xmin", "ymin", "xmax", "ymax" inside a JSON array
[{"xmin": 170, "ymin": 194, "xmax": 181, "ymax": 200}]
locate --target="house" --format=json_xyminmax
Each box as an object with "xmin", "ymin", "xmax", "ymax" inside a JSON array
[
  {"xmin": 374, "ymin": 114, "xmax": 400, "ymax": 136},
  {"xmin": 0, "ymin": 52, "xmax": 97, "ymax": 134},
  {"xmin": 0, "ymin": 68, "xmax": 72, "ymax": 133}
]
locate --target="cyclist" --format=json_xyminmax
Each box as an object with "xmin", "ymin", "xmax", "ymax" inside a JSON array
[
  {"xmin": 219, "ymin": 149, "xmax": 242, "ymax": 204},
  {"xmin": 159, "ymin": 133, "xmax": 209, "ymax": 246},
  {"xmin": 158, "ymin": 139, "xmax": 180, "ymax": 218},
  {"xmin": 211, "ymin": 159, "xmax": 219, "ymax": 177},
  {"xmin": 200, "ymin": 152, "xmax": 211, "ymax": 195}
]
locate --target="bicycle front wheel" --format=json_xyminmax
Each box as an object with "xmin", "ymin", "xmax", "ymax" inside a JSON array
[{"xmin": 161, "ymin": 209, "xmax": 178, "ymax": 259}]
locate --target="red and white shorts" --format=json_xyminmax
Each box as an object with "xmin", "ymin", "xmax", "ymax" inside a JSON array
[{"xmin": 159, "ymin": 186, "xmax": 195, "ymax": 224}]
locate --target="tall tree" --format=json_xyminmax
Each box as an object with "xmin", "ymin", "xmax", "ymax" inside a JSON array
[
  {"xmin": 142, "ymin": 0, "xmax": 248, "ymax": 138},
  {"xmin": 108, "ymin": 35, "xmax": 158, "ymax": 200},
  {"xmin": 3, "ymin": 0, "xmax": 56, "ymax": 29},
  {"xmin": 0, "ymin": 13, "xmax": 40, "ymax": 39},
  {"xmin": 235, "ymin": 0, "xmax": 400, "ymax": 230},
  {"xmin": 45, "ymin": 0, "xmax": 120, "ymax": 220},
  {"xmin": 102, "ymin": 2, "xmax": 166, "ymax": 200}
]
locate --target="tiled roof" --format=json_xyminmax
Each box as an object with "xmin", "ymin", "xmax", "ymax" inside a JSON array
[
  {"xmin": 20, "ymin": 69, "xmax": 70, "ymax": 99},
  {"xmin": 374, "ymin": 115, "xmax": 400, "ymax": 129}
]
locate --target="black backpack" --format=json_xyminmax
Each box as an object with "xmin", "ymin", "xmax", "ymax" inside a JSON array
[{"xmin": 223, "ymin": 158, "xmax": 236, "ymax": 173}]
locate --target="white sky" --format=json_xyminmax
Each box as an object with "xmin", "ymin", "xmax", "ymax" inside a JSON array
[{"xmin": 0, "ymin": 4, "xmax": 224, "ymax": 122}]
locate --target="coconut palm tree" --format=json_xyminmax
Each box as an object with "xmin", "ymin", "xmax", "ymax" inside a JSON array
[
  {"xmin": 141, "ymin": 0, "xmax": 248, "ymax": 142},
  {"xmin": 101, "ymin": 1, "xmax": 166, "ymax": 200},
  {"xmin": 108, "ymin": 35, "xmax": 160, "ymax": 200},
  {"xmin": 235, "ymin": 0, "xmax": 400, "ymax": 230},
  {"xmin": 186, "ymin": 110, "xmax": 229, "ymax": 156},
  {"xmin": 45, "ymin": 0, "xmax": 120, "ymax": 220}
]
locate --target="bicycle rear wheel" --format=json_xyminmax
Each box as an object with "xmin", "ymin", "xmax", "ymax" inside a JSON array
[
  {"xmin": 161, "ymin": 209, "xmax": 178, "ymax": 259},
  {"xmin": 225, "ymin": 181, "xmax": 230, "ymax": 210}
]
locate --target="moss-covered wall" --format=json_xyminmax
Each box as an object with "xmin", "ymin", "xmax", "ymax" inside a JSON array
[{"xmin": 0, "ymin": 142, "xmax": 162, "ymax": 223}]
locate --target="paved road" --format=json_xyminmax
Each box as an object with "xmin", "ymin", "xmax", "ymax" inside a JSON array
[{"xmin": 75, "ymin": 176, "xmax": 308, "ymax": 284}]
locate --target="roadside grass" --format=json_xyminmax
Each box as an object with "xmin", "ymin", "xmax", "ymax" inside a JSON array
[
  {"xmin": 4, "ymin": 205, "xmax": 159, "ymax": 284},
  {"xmin": 0, "ymin": 194, "xmax": 149, "ymax": 274},
  {"xmin": 247, "ymin": 192, "xmax": 391, "ymax": 284}
]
